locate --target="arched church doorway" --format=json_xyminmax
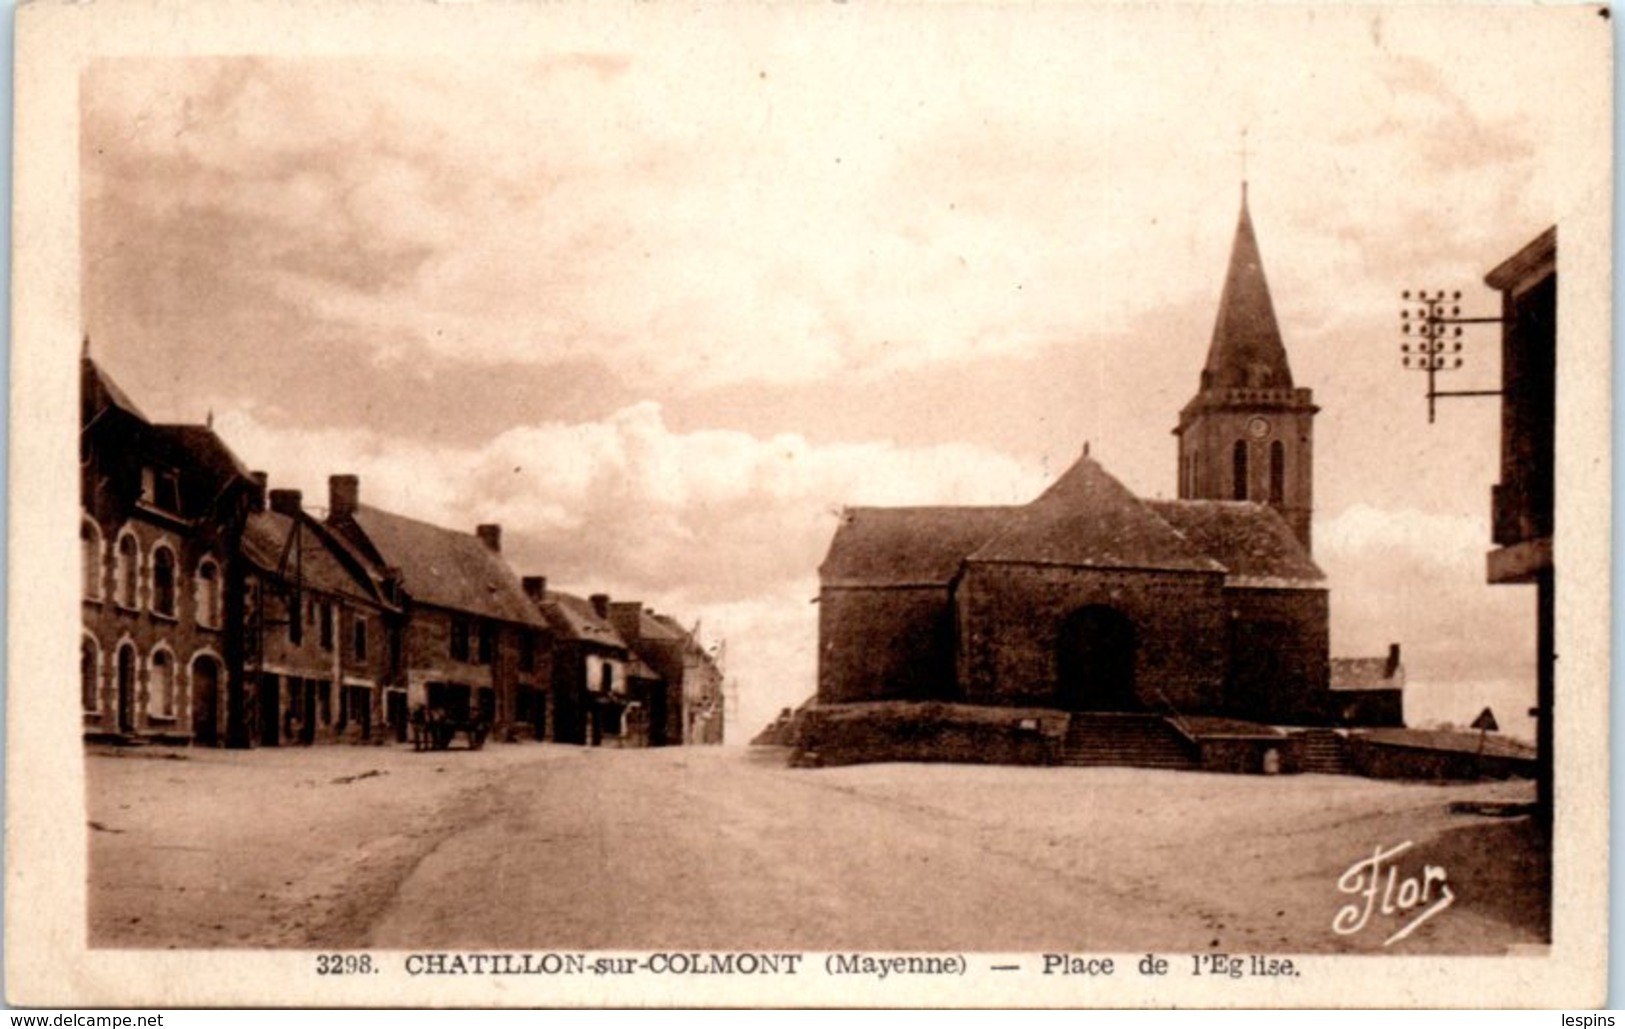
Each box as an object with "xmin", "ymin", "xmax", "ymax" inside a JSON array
[{"xmin": 1056, "ymin": 606, "xmax": 1138, "ymax": 711}]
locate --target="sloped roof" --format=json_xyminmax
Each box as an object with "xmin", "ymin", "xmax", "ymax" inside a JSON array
[
  {"xmin": 626, "ymin": 654, "xmax": 663, "ymax": 682},
  {"xmin": 1202, "ymin": 190, "xmax": 1294, "ymax": 391},
  {"xmin": 243, "ymin": 510, "xmax": 386, "ymax": 605},
  {"xmin": 82, "ymin": 357, "xmax": 148, "ymax": 423},
  {"xmin": 346, "ymin": 505, "xmax": 543, "ymax": 625},
  {"xmin": 637, "ymin": 609, "xmax": 685, "ymax": 642},
  {"xmin": 151, "ymin": 424, "xmax": 253, "ymax": 486},
  {"xmin": 821, "ymin": 506, "xmax": 1017, "ymax": 586},
  {"xmin": 539, "ymin": 591, "xmax": 628, "ymax": 649},
  {"xmin": 969, "ymin": 456, "xmax": 1221, "ymax": 573},
  {"xmin": 1145, "ymin": 499, "xmax": 1324, "ymax": 584},
  {"xmin": 1330, "ymin": 657, "xmax": 1399, "ymax": 690},
  {"xmin": 1359, "ymin": 728, "xmax": 1533, "ymax": 761}
]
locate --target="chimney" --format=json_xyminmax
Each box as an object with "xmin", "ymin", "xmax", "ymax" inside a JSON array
[
  {"xmin": 269, "ymin": 489, "xmax": 303, "ymax": 518},
  {"xmin": 609, "ymin": 601, "xmax": 642, "ymax": 644},
  {"xmin": 476, "ymin": 524, "xmax": 502, "ymax": 553},
  {"xmin": 382, "ymin": 565, "xmax": 403, "ymax": 605},
  {"xmin": 250, "ymin": 471, "xmax": 269, "ymax": 511},
  {"xmin": 1385, "ymin": 643, "xmax": 1402, "ymax": 679},
  {"xmin": 522, "ymin": 576, "xmax": 547, "ymax": 602},
  {"xmin": 329, "ymin": 474, "xmax": 359, "ymax": 521},
  {"xmin": 590, "ymin": 593, "xmax": 610, "ymax": 619}
]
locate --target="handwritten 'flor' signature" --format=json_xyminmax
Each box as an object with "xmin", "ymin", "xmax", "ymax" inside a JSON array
[{"xmin": 1332, "ymin": 840, "xmax": 1454, "ymax": 946}]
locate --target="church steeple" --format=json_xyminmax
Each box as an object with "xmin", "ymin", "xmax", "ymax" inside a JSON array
[
  {"xmin": 1175, "ymin": 185, "xmax": 1318, "ymax": 552},
  {"xmin": 1201, "ymin": 185, "xmax": 1294, "ymax": 392}
]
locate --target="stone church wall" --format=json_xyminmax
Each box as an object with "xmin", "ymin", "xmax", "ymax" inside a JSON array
[
  {"xmin": 817, "ymin": 586, "xmax": 958, "ymax": 703},
  {"xmin": 956, "ymin": 562, "xmax": 1227, "ymax": 711},
  {"xmin": 795, "ymin": 701, "xmax": 1066, "ymax": 767},
  {"xmin": 1221, "ymin": 586, "xmax": 1330, "ymax": 724}
]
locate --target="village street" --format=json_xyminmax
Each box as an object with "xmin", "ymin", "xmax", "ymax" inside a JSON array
[{"xmin": 87, "ymin": 743, "xmax": 1546, "ymax": 955}]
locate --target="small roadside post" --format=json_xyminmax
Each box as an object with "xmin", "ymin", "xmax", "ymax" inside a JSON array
[{"xmin": 1471, "ymin": 707, "xmax": 1498, "ymax": 776}]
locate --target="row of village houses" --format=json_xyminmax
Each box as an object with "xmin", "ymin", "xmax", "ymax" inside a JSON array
[{"xmin": 80, "ymin": 356, "xmax": 725, "ymax": 749}]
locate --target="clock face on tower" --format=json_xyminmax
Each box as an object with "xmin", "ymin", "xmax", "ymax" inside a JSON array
[{"xmin": 1247, "ymin": 416, "xmax": 1271, "ymax": 439}]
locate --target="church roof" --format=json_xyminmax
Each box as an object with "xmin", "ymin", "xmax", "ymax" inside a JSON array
[
  {"xmin": 1145, "ymin": 499, "xmax": 1324, "ymax": 585},
  {"xmin": 821, "ymin": 506, "xmax": 1016, "ymax": 586},
  {"xmin": 968, "ymin": 455, "xmax": 1222, "ymax": 574},
  {"xmin": 1201, "ymin": 188, "xmax": 1294, "ymax": 391}
]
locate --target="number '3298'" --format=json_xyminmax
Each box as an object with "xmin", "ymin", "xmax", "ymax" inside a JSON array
[{"xmin": 316, "ymin": 953, "xmax": 375, "ymax": 975}]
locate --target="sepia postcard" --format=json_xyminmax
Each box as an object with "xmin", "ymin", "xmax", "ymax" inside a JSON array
[{"xmin": 6, "ymin": 0, "xmax": 1613, "ymax": 1009}]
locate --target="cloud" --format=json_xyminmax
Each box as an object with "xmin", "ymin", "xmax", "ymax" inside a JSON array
[
  {"xmin": 1317, "ymin": 503, "xmax": 1535, "ymax": 684},
  {"xmin": 212, "ymin": 396, "xmax": 1040, "ymax": 594}
]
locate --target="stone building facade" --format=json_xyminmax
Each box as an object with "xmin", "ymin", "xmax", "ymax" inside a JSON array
[
  {"xmin": 532, "ymin": 586, "xmax": 726, "ymax": 747},
  {"xmin": 322, "ymin": 475, "xmax": 552, "ymax": 743},
  {"xmin": 80, "ymin": 357, "xmax": 258, "ymax": 744},
  {"xmin": 241, "ymin": 488, "xmax": 402, "ymax": 745}
]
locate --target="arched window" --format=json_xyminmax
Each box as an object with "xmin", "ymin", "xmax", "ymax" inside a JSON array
[
  {"xmin": 148, "ymin": 647, "xmax": 175, "ymax": 719},
  {"xmin": 1232, "ymin": 440, "xmax": 1249, "ymax": 501},
  {"xmin": 152, "ymin": 545, "xmax": 177, "ymax": 617},
  {"xmin": 1269, "ymin": 441, "xmax": 1286, "ymax": 505},
  {"xmin": 82, "ymin": 519, "xmax": 103, "ymax": 599},
  {"xmin": 195, "ymin": 558, "xmax": 221, "ymax": 628},
  {"xmin": 116, "ymin": 532, "xmax": 140, "ymax": 608},
  {"xmin": 81, "ymin": 635, "xmax": 100, "ymax": 711},
  {"xmin": 115, "ymin": 643, "xmax": 137, "ymax": 733}
]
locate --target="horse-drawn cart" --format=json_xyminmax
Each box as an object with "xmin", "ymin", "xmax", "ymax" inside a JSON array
[
  {"xmin": 409, "ymin": 683, "xmax": 493, "ymax": 751},
  {"xmin": 411, "ymin": 707, "xmax": 489, "ymax": 750}
]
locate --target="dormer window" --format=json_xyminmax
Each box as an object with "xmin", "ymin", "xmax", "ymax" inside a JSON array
[{"xmin": 140, "ymin": 465, "xmax": 181, "ymax": 512}]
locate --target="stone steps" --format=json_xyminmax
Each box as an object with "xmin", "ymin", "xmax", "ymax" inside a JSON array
[
  {"xmin": 1061, "ymin": 714, "xmax": 1197, "ymax": 770},
  {"xmin": 1296, "ymin": 730, "xmax": 1350, "ymax": 775}
]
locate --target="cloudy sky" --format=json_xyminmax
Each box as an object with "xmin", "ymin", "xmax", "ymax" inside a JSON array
[{"xmin": 79, "ymin": 5, "xmax": 1608, "ymax": 738}]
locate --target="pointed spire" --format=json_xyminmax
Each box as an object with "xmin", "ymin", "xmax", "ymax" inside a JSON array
[{"xmin": 1200, "ymin": 185, "xmax": 1293, "ymax": 391}]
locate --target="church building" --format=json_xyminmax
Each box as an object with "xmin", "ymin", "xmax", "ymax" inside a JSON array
[{"xmin": 817, "ymin": 189, "xmax": 1352, "ymax": 729}]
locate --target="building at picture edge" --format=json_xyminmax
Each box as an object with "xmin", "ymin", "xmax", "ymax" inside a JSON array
[
  {"xmin": 801, "ymin": 186, "xmax": 1506, "ymax": 776},
  {"xmin": 79, "ymin": 355, "xmax": 726, "ymax": 749}
]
